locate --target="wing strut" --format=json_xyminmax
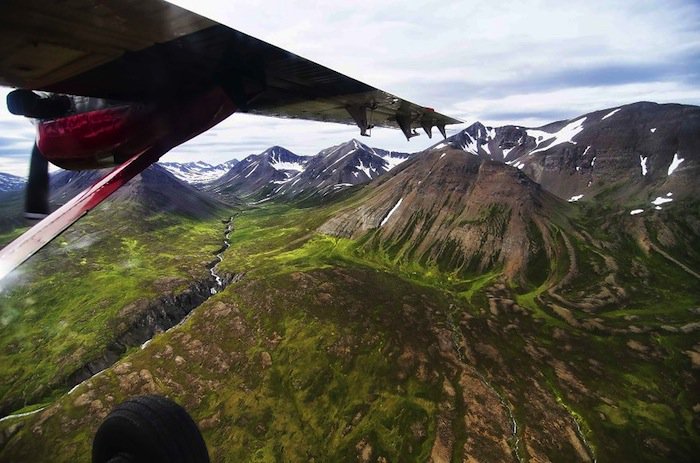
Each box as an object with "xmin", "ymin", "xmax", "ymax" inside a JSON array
[{"xmin": 0, "ymin": 148, "xmax": 162, "ymax": 281}]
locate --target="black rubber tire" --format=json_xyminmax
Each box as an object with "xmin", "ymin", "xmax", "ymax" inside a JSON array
[{"xmin": 92, "ymin": 395, "xmax": 210, "ymax": 463}]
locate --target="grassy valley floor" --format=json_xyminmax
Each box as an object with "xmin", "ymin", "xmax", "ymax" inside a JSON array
[{"xmin": 0, "ymin": 201, "xmax": 698, "ymax": 462}]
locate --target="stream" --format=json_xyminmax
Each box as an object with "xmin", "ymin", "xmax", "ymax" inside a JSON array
[
  {"xmin": 0, "ymin": 216, "xmax": 238, "ymax": 421},
  {"xmin": 445, "ymin": 305, "xmax": 524, "ymax": 463},
  {"xmin": 445, "ymin": 304, "xmax": 597, "ymax": 463},
  {"xmin": 209, "ymin": 216, "xmax": 234, "ymax": 293}
]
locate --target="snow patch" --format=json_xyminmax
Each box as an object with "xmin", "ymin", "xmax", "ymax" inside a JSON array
[
  {"xmin": 244, "ymin": 163, "xmax": 258, "ymax": 178},
  {"xmin": 527, "ymin": 117, "xmax": 587, "ymax": 155},
  {"xmin": 640, "ymin": 156, "xmax": 648, "ymax": 176},
  {"xmin": 601, "ymin": 108, "xmax": 621, "ymax": 120},
  {"xmin": 630, "ymin": 209, "xmax": 644, "ymax": 215},
  {"xmin": 380, "ymin": 154, "xmax": 407, "ymax": 171},
  {"xmin": 270, "ymin": 159, "xmax": 305, "ymax": 172},
  {"xmin": 582, "ymin": 146, "xmax": 591, "ymax": 156},
  {"xmin": 328, "ymin": 148, "xmax": 357, "ymax": 168},
  {"xmin": 160, "ymin": 160, "xmax": 236, "ymax": 184},
  {"xmin": 0, "ymin": 407, "xmax": 47, "ymax": 423},
  {"xmin": 568, "ymin": 194, "xmax": 584, "ymax": 202},
  {"xmin": 651, "ymin": 196, "xmax": 673, "ymax": 206},
  {"xmin": 655, "ymin": 206, "xmax": 662, "ymax": 210},
  {"xmin": 667, "ymin": 153, "xmax": 684, "ymax": 175},
  {"xmin": 461, "ymin": 133, "xmax": 479, "ymax": 155},
  {"xmin": 650, "ymin": 128, "xmax": 657, "ymax": 133},
  {"xmin": 380, "ymin": 198, "xmax": 403, "ymax": 227},
  {"xmin": 440, "ymin": 153, "xmax": 446, "ymax": 159},
  {"xmin": 355, "ymin": 159, "xmax": 376, "ymax": 179}
]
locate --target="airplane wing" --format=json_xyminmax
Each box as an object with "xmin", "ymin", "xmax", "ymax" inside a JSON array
[
  {"xmin": 0, "ymin": 0, "xmax": 460, "ymax": 281},
  {"xmin": 0, "ymin": 0, "xmax": 460, "ymax": 138}
]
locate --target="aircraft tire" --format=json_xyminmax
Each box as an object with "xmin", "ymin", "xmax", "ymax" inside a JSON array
[{"xmin": 92, "ymin": 394, "xmax": 210, "ymax": 463}]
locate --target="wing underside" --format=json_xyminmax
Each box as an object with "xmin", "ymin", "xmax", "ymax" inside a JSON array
[
  {"xmin": 0, "ymin": 0, "xmax": 460, "ymax": 137},
  {"xmin": 0, "ymin": 0, "xmax": 460, "ymax": 278}
]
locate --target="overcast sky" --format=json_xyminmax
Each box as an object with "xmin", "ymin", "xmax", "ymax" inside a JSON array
[{"xmin": 1, "ymin": 0, "xmax": 699, "ymax": 176}]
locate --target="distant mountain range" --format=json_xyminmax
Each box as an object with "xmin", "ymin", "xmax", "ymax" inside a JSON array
[
  {"xmin": 0, "ymin": 172, "xmax": 25, "ymax": 193},
  {"xmin": 208, "ymin": 146, "xmax": 308, "ymax": 199},
  {"xmin": 0, "ymin": 164, "xmax": 230, "ymax": 234},
  {"xmin": 206, "ymin": 141, "xmax": 411, "ymax": 201},
  {"xmin": 2, "ymin": 101, "xmax": 697, "ymax": 222},
  {"xmin": 151, "ymin": 101, "xmax": 697, "ymax": 210},
  {"xmin": 159, "ymin": 160, "xmax": 238, "ymax": 186}
]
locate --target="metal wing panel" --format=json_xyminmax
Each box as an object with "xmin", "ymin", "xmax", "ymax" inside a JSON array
[
  {"xmin": 0, "ymin": 0, "xmax": 460, "ymax": 131},
  {"xmin": 0, "ymin": 0, "xmax": 214, "ymax": 90}
]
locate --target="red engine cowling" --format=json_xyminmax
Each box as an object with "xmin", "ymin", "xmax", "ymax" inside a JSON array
[
  {"xmin": 28, "ymin": 87, "xmax": 236, "ymax": 170},
  {"xmin": 37, "ymin": 104, "xmax": 157, "ymax": 170}
]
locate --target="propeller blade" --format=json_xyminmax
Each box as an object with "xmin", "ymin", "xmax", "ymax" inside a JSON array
[{"xmin": 25, "ymin": 143, "xmax": 50, "ymax": 220}]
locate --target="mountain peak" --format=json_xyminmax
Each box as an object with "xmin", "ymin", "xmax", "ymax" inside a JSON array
[
  {"xmin": 464, "ymin": 121, "xmax": 490, "ymax": 137},
  {"xmin": 159, "ymin": 159, "xmax": 238, "ymax": 185},
  {"xmin": 261, "ymin": 146, "xmax": 305, "ymax": 163}
]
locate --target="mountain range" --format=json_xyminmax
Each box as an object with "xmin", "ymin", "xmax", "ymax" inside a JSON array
[
  {"xmin": 159, "ymin": 160, "xmax": 238, "ymax": 186},
  {"xmin": 2, "ymin": 100, "xmax": 694, "ymax": 208},
  {"xmin": 434, "ymin": 102, "xmax": 696, "ymax": 207},
  {"xmin": 156, "ymin": 101, "xmax": 697, "ymax": 210},
  {"xmin": 0, "ymin": 173, "xmax": 24, "ymax": 193},
  {"xmin": 0, "ymin": 164, "xmax": 230, "ymax": 237},
  {"xmin": 206, "ymin": 141, "xmax": 411, "ymax": 201}
]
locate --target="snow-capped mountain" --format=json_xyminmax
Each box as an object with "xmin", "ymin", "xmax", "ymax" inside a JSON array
[
  {"xmin": 207, "ymin": 141, "xmax": 410, "ymax": 200},
  {"xmin": 208, "ymin": 146, "xmax": 308, "ymax": 199},
  {"xmin": 0, "ymin": 172, "xmax": 26, "ymax": 193},
  {"xmin": 159, "ymin": 160, "xmax": 238, "ymax": 185},
  {"xmin": 272, "ymin": 139, "xmax": 411, "ymax": 199},
  {"xmin": 434, "ymin": 102, "xmax": 699, "ymax": 205}
]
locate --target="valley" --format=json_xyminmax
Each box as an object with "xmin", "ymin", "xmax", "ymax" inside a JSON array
[{"xmin": 0, "ymin": 102, "xmax": 698, "ymax": 462}]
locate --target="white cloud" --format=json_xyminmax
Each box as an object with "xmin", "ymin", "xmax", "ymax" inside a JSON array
[
  {"xmin": 0, "ymin": 157, "xmax": 29, "ymax": 177},
  {"xmin": 452, "ymin": 81, "xmax": 700, "ymax": 126}
]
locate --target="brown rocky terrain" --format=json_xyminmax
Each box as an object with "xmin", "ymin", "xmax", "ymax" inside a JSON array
[{"xmin": 320, "ymin": 147, "xmax": 565, "ymax": 282}]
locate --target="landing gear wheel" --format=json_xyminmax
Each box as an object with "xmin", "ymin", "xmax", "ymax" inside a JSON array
[{"xmin": 92, "ymin": 395, "xmax": 210, "ymax": 463}]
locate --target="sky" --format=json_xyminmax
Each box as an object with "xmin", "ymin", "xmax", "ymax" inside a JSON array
[{"xmin": 1, "ymin": 0, "xmax": 699, "ymax": 177}]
